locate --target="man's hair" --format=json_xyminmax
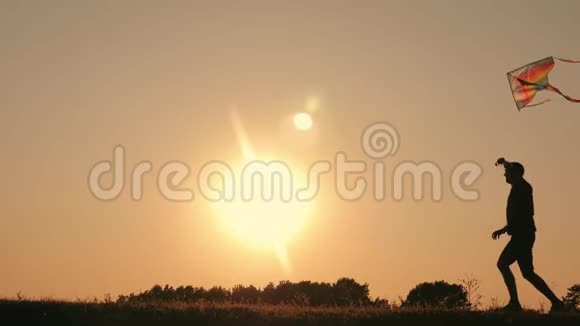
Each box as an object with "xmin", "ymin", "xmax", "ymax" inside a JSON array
[{"xmin": 507, "ymin": 162, "xmax": 525, "ymax": 177}]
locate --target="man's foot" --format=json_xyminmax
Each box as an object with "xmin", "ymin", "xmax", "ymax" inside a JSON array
[
  {"xmin": 549, "ymin": 300, "xmax": 569, "ymax": 313},
  {"xmin": 501, "ymin": 302, "xmax": 523, "ymax": 312}
]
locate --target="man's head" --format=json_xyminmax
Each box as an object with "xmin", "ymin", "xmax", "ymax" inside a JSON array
[{"xmin": 504, "ymin": 162, "xmax": 525, "ymax": 184}]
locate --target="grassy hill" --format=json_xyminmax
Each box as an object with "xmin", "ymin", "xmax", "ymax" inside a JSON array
[{"xmin": 1, "ymin": 299, "xmax": 578, "ymax": 326}]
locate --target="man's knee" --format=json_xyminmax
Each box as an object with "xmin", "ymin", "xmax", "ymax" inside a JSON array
[
  {"xmin": 497, "ymin": 259, "xmax": 509, "ymax": 272},
  {"xmin": 521, "ymin": 269, "xmax": 536, "ymax": 281}
]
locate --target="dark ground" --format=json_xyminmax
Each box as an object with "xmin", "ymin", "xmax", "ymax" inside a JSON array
[{"xmin": 2, "ymin": 300, "xmax": 578, "ymax": 326}]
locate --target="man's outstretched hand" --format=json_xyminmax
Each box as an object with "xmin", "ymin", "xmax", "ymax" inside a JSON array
[{"xmin": 492, "ymin": 227, "xmax": 507, "ymax": 240}]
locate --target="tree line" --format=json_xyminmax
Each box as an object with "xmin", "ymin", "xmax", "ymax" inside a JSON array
[
  {"xmin": 118, "ymin": 278, "xmax": 381, "ymax": 307},
  {"xmin": 117, "ymin": 278, "xmax": 579, "ymax": 310},
  {"xmin": 117, "ymin": 278, "xmax": 466, "ymax": 308}
]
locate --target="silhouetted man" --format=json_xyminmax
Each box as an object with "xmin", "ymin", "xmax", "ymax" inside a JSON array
[{"xmin": 492, "ymin": 158, "xmax": 564, "ymax": 312}]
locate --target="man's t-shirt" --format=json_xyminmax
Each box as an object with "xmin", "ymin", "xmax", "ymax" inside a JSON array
[{"xmin": 506, "ymin": 179, "xmax": 537, "ymax": 236}]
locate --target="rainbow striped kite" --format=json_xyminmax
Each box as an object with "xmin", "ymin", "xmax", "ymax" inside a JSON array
[{"xmin": 507, "ymin": 57, "xmax": 580, "ymax": 110}]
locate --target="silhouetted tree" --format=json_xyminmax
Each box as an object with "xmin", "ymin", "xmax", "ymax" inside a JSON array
[
  {"xmin": 298, "ymin": 281, "xmax": 334, "ymax": 306},
  {"xmin": 261, "ymin": 282, "xmax": 276, "ymax": 304},
  {"xmin": 563, "ymin": 284, "xmax": 579, "ymax": 311},
  {"xmin": 403, "ymin": 281, "xmax": 469, "ymax": 309},
  {"xmin": 205, "ymin": 286, "xmax": 231, "ymax": 303},
  {"xmin": 232, "ymin": 285, "xmax": 260, "ymax": 304},
  {"xmin": 272, "ymin": 280, "xmax": 303, "ymax": 304},
  {"xmin": 333, "ymin": 278, "xmax": 371, "ymax": 306}
]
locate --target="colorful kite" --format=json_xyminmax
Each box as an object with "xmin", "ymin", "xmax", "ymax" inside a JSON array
[{"xmin": 507, "ymin": 56, "xmax": 580, "ymax": 110}]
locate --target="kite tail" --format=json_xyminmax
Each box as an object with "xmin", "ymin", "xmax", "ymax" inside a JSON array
[
  {"xmin": 555, "ymin": 57, "xmax": 580, "ymax": 64},
  {"xmin": 546, "ymin": 83, "xmax": 580, "ymax": 103}
]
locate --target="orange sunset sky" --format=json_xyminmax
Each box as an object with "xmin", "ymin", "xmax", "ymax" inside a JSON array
[{"xmin": 1, "ymin": 1, "xmax": 579, "ymax": 308}]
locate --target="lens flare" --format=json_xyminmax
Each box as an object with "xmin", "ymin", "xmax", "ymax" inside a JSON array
[
  {"xmin": 212, "ymin": 108, "xmax": 313, "ymax": 272},
  {"xmin": 293, "ymin": 112, "xmax": 313, "ymax": 131}
]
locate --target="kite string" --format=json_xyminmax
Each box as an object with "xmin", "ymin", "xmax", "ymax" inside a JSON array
[
  {"xmin": 546, "ymin": 83, "xmax": 580, "ymax": 103},
  {"xmin": 555, "ymin": 57, "xmax": 580, "ymax": 64},
  {"xmin": 547, "ymin": 58, "xmax": 580, "ymax": 103}
]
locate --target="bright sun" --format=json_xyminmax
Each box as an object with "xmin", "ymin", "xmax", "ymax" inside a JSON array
[
  {"xmin": 219, "ymin": 108, "xmax": 314, "ymax": 271},
  {"xmin": 293, "ymin": 112, "xmax": 313, "ymax": 131},
  {"xmin": 210, "ymin": 158, "xmax": 312, "ymax": 271}
]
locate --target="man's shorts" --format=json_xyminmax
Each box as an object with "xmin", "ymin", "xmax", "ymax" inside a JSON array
[{"xmin": 498, "ymin": 233, "xmax": 536, "ymax": 273}]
